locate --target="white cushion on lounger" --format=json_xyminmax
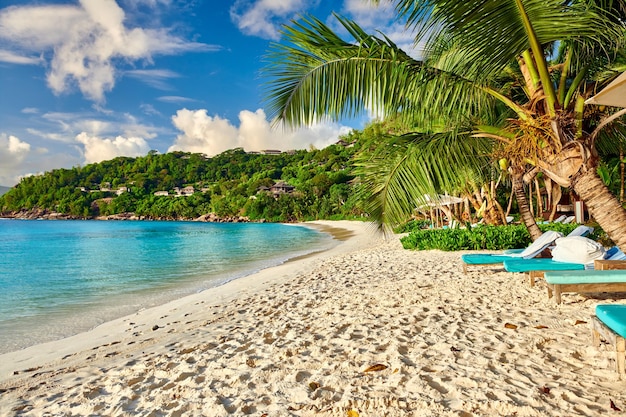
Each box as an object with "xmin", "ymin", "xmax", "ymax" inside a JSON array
[
  {"xmin": 515, "ymin": 230, "xmax": 564, "ymax": 258},
  {"xmin": 551, "ymin": 236, "xmax": 606, "ymax": 265},
  {"xmin": 568, "ymin": 225, "xmax": 594, "ymax": 237}
]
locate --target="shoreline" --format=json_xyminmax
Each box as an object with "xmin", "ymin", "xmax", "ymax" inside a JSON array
[
  {"xmin": 2, "ymin": 220, "xmax": 626, "ymax": 416},
  {"xmin": 0, "ymin": 220, "xmax": 377, "ymax": 383},
  {"xmin": 0, "ymin": 220, "xmax": 338, "ymax": 355}
]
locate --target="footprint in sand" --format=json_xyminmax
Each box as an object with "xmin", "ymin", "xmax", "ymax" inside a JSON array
[{"xmin": 421, "ymin": 374, "xmax": 449, "ymax": 394}]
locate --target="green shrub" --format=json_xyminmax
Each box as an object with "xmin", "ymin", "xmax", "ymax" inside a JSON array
[
  {"xmin": 400, "ymin": 223, "xmax": 582, "ymax": 251},
  {"xmin": 394, "ymin": 219, "xmax": 431, "ymax": 233},
  {"xmin": 584, "ymin": 222, "xmax": 612, "ymax": 247}
]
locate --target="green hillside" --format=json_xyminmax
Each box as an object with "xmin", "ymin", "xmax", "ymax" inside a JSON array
[{"xmin": 0, "ymin": 139, "xmax": 368, "ymax": 222}]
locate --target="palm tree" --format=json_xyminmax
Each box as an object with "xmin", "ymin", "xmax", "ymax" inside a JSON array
[
  {"xmin": 264, "ymin": 14, "xmax": 522, "ymax": 230},
  {"xmin": 263, "ymin": 0, "xmax": 626, "ymax": 246}
]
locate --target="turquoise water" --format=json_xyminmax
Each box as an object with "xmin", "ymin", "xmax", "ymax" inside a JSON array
[{"xmin": 0, "ymin": 220, "xmax": 334, "ymax": 353}]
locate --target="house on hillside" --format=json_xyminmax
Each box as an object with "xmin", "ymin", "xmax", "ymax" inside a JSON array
[
  {"xmin": 154, "ymin": 191, "xmax": 169, "ymax": 196},
  {"xmin": 115, "ymin": 187, "xmax": 128, "ymax": 195},
  {"xmin": 174, "ymin": 186, "xmax": 195, "ymax": 197},
  {"xmin": 100, "ymin": 182, "xmax": 112, "ymax": 192},
  {"xmin": 270, "ymin": 181, "xmax": 295, "ymax": 196},
  {"xmin": 257, "ymin": 181, "xmax": 296, "ymax": 198},
  {"xmin": 336, "ymin": 139, "xmax": 357, "ymax": 147}
]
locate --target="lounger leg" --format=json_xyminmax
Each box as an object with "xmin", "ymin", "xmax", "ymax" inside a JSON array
[
  {"xmin": 592, "ymin": 328, "xmax": 601, "ymax": 348},
  {"xmin": 554, "ymin": 285, "xmax": 562, "ymax": 305},
  {"xmin": 617, "ymin": 337, "xmax": 626, "ymax": 376},
  {"xmin": 547, "ymin": 285, "xmax": 553, "ymax": 299},
  {"xmin": 463, "ymin": 263, "xmax": 467, "ymax": 275}
]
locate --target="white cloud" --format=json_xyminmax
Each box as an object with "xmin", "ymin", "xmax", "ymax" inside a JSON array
[
  {"xmin": 0, "ymin": 134, "xmax": 32, "ymax": 185},
  {"xmin": 230, "ymin": 0, "xmax": 311, "ymax": 40},
  {"xmin": 121, "ymin": 113, "xmax": 158, "ymax": 139},
  {"xmin": 5, "ymin": 134, "xmax": 30, "ymax": 154},
  {"xmin": 76, "ymin": 132, "xmax": 150, "ymax": 163},
  {"xmin": 26, "ymin": 128, "xmax": 73, "ymax": 143},
  {"xmin": 33, "ymin": 110, "xmax": 161, "ymax": 146},
  {"xmin": 157, "ymin": 96, "xmax": 198, "ymax": 104},
  {"xmin": 339, "ymin": 0, "xmax": 423, "ymax": 59},
  {"xmin": 21, "ymin": 107, "xmax": 39, "ymax": 114},
  {"xmin": 342, "ymin": 0, "xmax": 395, "ymax": 26},
  {"xmin": 125, "ymin": 69, "xmax": 181, "ymax": 90},
  {"xmin": 168, "ymin": 108, "xmax": 352, "ymax": 155},
  {"xmin": 122, "ymin": 0, "xmax": 172, "ymax": 9},
  {"xmin": 0, "ymin": 49, "xmax": 42, "ymax": 65},
  {"xmin": 0, "ymin": 0, "xmax": 216, "ymax": 102},
  {"xmin": 168, "ymin": 109, "xmax": 239, "ymax": 155},
  {"xmin": 140, "ymin": 103, "xmax": 161, "ymax": 116}
]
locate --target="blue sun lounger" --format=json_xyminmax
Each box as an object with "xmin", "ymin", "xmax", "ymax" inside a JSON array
[
  {"xmin": 544, "ymin": 269, "xmax": 626, "ymax": 304},
  {"xmin": 504, "ymin": 247, "xmax": 626, "ymax": 286},
  {"xmin": 593, "ymin": 304, "xmax": 626, "ymax": 375},
  {"xmin": 460, "ymin": 226, "xmax": 594, "ymax": 274},
  {"xmin": 504, "ymin": 258, "xmax": 586, "ymax": 273},
  {"xmin": 503, "ymin": 258, "xmax": 586, "ymax": 286}
]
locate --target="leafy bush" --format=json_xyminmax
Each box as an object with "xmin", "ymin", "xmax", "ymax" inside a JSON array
[
  {"xmin": 394, "ymin": 219, "xmax": 431, "ymax": 233},
  {"xmin": 400, "ymin": 223, "xmax": 582, "ymax": 251},
  {"xmin": 584, "ymin": 222, "xmax": 612, "ymax": 247}
]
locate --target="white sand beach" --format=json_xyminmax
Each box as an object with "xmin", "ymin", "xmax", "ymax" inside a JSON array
[{"xmin": 1, "ymin": 220, "xmax": 625, "ymax": 416}]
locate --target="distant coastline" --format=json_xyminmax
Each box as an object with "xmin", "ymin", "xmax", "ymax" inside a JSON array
[
  {"xmin": 0, "ymin": 147, "xmax": 367, "ymax": 224},
  {"xmin": 1, "ymin": 207, "xmax": 368, "ymax": 224},
  {"xmin": 0, "ymin": 208, "xmax": 255, "ymax": 223}
]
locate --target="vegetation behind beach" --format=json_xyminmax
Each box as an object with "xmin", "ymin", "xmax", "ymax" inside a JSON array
[{"xmin": 0, "ymin": 131, "xmax": 376, "ymax": 222}]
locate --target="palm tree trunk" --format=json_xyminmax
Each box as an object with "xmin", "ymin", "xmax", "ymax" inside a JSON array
[
  {"xmin": 505, "ymin": 189, "xmax": 514, "ymax": 217},
  {"xmin": 545, "ymin": 176, "xmax": 553, "ymax": 218},
  {"xmin": 528, "ymin": 184, "xmax": 534, "ymax": 217},
  {"xmin": 438, "ymin": 205, "xmax": 456, "ymax": 226},
  {"xmin": 573, "ymin": 169, "xmax": 626, "ymax": 250},
  {"xmin": 549, "ymin": 184, "xmax": 562, "ymax": 222},
  {"xmin": 512, "ymin": 174, "xmax": 542, "ymax": 240},
  {"xmin": 619, "ymin": 146, "xmax": 624, "ymax": 204},
  {"xmin": 534, "ymin": 177, "xmax": 543, "ymax": 218}
]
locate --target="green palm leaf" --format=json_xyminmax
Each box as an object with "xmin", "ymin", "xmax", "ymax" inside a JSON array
[
  {"xmin": 355, "ymin": 129, "xmax": 495, "ymax": 227},
  {"xmin": 263, "ymin": 14, "xmax": 504, "ymax": 128},
  {"xmin": 390, "ymin": 0, "xmax": 623, "ymax": 79}
]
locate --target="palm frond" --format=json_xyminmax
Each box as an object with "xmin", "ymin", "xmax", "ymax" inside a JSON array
[
  {"xmin": 389, "ymin": 0, "xmax": 624, "ymax": 80},
  {"xmin": 262, "ymin": 14, "xmax": 417, "ymax": 126},
  {"xmin": 595, "ymin": 114, "xmax": 626, "ymax": 156},
  {"xmin": 263, "ymin": 14, "xmax": 515, "ymax": 130},
  {"xmin": 355, "ymin": 129, "xmax": 494, "ymax": 227}
]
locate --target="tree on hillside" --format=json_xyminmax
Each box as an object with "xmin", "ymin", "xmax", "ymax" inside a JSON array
[{"xmin": 263, "ymin": 0, "xmax": 626, "ymax": 246}]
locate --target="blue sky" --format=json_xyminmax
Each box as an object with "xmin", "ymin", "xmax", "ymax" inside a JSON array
[{"xmin": 0, "ymin": 0, "xmax": 415, "ymax": 186}]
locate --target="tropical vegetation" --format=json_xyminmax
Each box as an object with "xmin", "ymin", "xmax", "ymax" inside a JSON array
[
  {"xmin": 399, "ymin": 222, "xmax": 603, "ymax": 251},
  {"xmin": 262, "ymin": 0, "xmax": 626, "ymax": 248},
  {"xmin": 0, "ymin": 146, "xmax": 367, "ymax": 222}
]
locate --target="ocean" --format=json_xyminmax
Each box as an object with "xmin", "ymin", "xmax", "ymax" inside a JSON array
[{"xmin": 0, "ymin": 220, "xmax": 334, "ymax": 353}]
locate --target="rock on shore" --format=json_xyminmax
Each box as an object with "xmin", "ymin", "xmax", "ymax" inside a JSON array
[{"xmin": 1, "ymin": 209, "xmax": 252, "ymax": 222}]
